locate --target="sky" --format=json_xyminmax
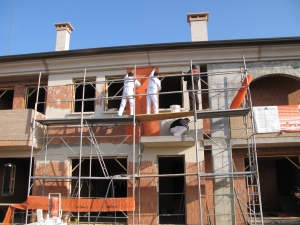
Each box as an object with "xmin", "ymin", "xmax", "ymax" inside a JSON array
[{"xmin": 0, "ymin": 0, "xmax": 300, "ymax": 56}]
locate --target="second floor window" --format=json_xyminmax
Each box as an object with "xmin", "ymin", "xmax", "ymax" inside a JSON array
[
  {"xmin": 105, "ymin": 72, "xmax": 183, "ymax": 111},
  {"xmin": 106, "ymin": 76, "xmax": 123, "ymax": 111},
  {"xmin": 73, "ymin": 77, "xmax": 96, "ymax": 112},
  {"xmin": 0, "ymin": 89, "xmax": 14, "ymax": 110},
  {"xmin": 25, "ymin": 87, "xmax": 46, "ymax": 114},
  {"xmin": 159, "ymin": 72, "xmax": 183, "ymax": 109}
]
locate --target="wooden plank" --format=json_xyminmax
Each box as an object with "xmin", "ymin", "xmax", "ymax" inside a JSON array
[{"xmin": 136, "ymin": 111, "xmax": 194, "ymax": 122}]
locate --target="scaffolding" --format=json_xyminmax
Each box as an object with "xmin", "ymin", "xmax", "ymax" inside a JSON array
[{"xmin": 7, "ymin": 57, "xmax": 264, "ymax": 225}]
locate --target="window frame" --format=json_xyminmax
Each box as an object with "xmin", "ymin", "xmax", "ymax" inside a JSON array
[
  {"xmin": 73, "ymin": 77, "xmax": 96, "ymax": 113},
  {"xmin": 2, "ymin": 163, "xmax": 16, "ymax": 196},
  {"xmin": 25, "ymin": 86, "xmax": 46, "ymax": 114},
  {"xmin": 105, "ymin": 75, "xmax": 124, "ymax": 112},
  {"xmin": 105, "ymin": 72, "xmax": 184, "ymax": 112},
  {"xmin": 0, "ymin": 88, "xmax": 14, "ymax": 110}
]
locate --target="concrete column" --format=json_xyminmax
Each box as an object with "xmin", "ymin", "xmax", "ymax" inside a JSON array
[
  {"xmin": 187, "ymin": 12, "xmax": 209, "ymax": 42},
  {"xmin": 208, "ymin": 66, "xmax": 235, "ymax": 225},
  {"xmin": 54, "ymin": 22, "xmax": 74, "ymax": 51}
]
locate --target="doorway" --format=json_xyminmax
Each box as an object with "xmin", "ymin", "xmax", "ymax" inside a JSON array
[
  {"xmin": 158, "ymin": 156, "xmax": 185, "ymax": 224},
  {"xmin": 254, "ymin": 157, "xmax": 300, "ymax": 216}
]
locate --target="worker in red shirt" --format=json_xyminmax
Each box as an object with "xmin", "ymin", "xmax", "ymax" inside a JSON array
[{"xmin": 183, "ymin": 65, "xmax": 200, "ymax": 111}]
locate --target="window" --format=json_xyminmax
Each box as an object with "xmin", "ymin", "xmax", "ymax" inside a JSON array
[
  {"xmin": 25, "ymin": 87, "xmax": 46, "ymax": 114},
  {"xmin": 159, "ymin": 73, "xmax": 183, "ymax": 109},
  {"xmin": 105, "ymin": 73, "xmax": 183, "ymax": 111},
  {"xmin": 2, "ymin": 163, "xmax": 16, "ymax": 196},
  {"xmin": 106, "ymin": 76, "xmax": 123, "ymax": 111},
  {"xmin": 0, "ymin": 89, "xmax": 14, "ymax": 110},
  {"xmin": 73, "ymin": 77, "xmax": 96, "ymax": 112}
]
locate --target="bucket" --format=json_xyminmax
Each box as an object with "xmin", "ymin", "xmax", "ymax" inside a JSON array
[
  {"xmin": 170, "ymin": 105, "xmax": 181, "ymax": 113},
  {"xmin": 50, "ymin": 197, "xmax": 59, "ymax": 217}
]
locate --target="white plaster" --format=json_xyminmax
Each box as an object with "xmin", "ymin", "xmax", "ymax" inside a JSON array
[
  {"xmin": 46, "ymin": 108, "xmax": 72, "ymax": 118},
  {"xmin": 190, "ymin": 21, "xmax": 208, "ymax": 41},
  {"xmin": 55, "ymin": 30, "xmax": 70, "ymax": 51},
  {"xmin": 1, "ymin": 45, "xmax": 300, "ymax": 77},
  {"xmin": 141, "ymin": 145, "xmax": 204, "ymax": 163}
]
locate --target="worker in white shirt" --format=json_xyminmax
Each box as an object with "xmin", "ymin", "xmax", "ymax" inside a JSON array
[
  {"xmin": 146, "ymin": 68, "xmax": 161, "ymax": 114},
  {"xmin": 118, "ymin": 72, "xmax": 141, "ymax": 116}
]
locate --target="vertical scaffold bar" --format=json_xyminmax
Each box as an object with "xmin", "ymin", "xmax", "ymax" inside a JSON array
[
  {"xmin": 243, "ymin": 55, "xmax": 264, "ymax": 225},
  {"xmin": 132, "ymin": 65, "xmax": 137, "ymax": 225},
  {"xmin": 76, "ymin": 68, "xmax": 87, "ymax": 223},
  {"xmin": 26, "ymin": 72, "xmax": 42, "ymax": 224},
  {"xmin": 190, "ymin": 60, "xmax": 203, "ymax": 225}
]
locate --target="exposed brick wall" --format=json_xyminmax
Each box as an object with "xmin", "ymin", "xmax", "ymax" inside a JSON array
[
  {"xmin": 128, "ymin": 160, "xmax": 158, "ymax": 225},
  {"xmin": 232, "ymin": 152, "xmax": 250, "ymax": 224},
  {"xmin": 32, "ymin": 161, "xmax": 69, "ymax": 197},
  {"xmin": 250, "ymin": 75, "xmax": 300, "ymax": 106},
  {"xmin": 46, "ymin": 86, "xmax": 73, "ymax": 111},
  {"xmin": 46, "ymin": 125, "xmax": 128, "ymax": 144},
  {"xmin": 12, "ymin": 84, "xmax": 25, "ymax": 109},
  {"xmin": 204, "ymin": 152, "xmax": 215, "ymax": 224},
  {"xmin": 185, "ymin": 161, "xmax": 205, "ymax": 225}
]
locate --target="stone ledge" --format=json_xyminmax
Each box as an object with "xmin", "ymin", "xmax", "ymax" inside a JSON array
[{"xmin": 141, "ymin": 135, "xmax": 195, "ymax": 147}]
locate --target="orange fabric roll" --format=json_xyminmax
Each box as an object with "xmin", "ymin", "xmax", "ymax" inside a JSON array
[{"xmin": 230, "ymin": 75, "xmax": 253, "ymax": 109}]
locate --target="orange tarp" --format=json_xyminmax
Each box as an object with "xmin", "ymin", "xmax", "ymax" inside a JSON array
[{"xmin": 3, "ymin": 196, "xmax": 135, "ymax": 225}]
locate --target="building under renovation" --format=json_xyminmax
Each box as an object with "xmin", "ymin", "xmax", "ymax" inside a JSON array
[{"xmin": 0, "ymin": 12, "xmax": 300, "ymax": 225}]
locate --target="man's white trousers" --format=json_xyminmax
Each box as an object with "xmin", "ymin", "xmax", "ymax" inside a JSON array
[
  {"xmin": 146, "ymin": 93, "xmax": 159, "ymax": 114},
  {"xmin": 169, "ymin": 126, "xmax": 187, "ymax": 136}
]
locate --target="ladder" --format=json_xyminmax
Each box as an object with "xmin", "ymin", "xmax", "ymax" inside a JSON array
[
  {"xmin": 72, "ymin": 180, "xmax": 91, "ymax": 197},
  {"xmin": 247, "ymin": 172, "xmax": 261, "ymax": 224},
  {"xmin": 85, "ymin": 120, "xmax": 109, "ymax": 177}
]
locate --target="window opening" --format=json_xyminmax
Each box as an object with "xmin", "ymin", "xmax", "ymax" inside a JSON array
[
  {"xmin": 71, "ymin": 157, "xmax": 127, "ymax": 222},
  {"xmin": 73, "ymin": 77, "xmax": 96, "ymax": 112},
  {"xmin": 2, "ymin": 163, "xmax": 16, "ymax": 196},
  {"xmin": 158, "ymin": 156, "xmax": 185, "ymax": 224},
  {"xmin": 200, "ymin": 64, "xmax": 209, "ymax": 109},
  {"xmin": 105, "ymin": 72, "xmax": 183, "ymax": 111},
  {"xmin": 0, "ymin": 89, "xmax": 14, "ymax": 110},
  {"xmin": 159, "ymin": 73, "xmax": 183, "ymax": 109},
  {"xmin": 106, "ymin": 76, "xmax": 123, "ymax": 111},
  {"xmin": 25, "ymin": 87, "xmax": 46, "ymax": 114}
]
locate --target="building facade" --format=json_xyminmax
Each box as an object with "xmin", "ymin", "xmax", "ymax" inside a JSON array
[{"xmin": 0, "ymin": 13, "xmax": 300, "ymax": 225}]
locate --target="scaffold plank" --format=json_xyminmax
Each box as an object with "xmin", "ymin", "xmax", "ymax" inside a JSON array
[
  {"xmin": 136, "ymin": 111, "xmax": 194, "ymax": 122},
  {"xmin": 197, "ymin": 108, "xmax": 250, "ymax": 119}
]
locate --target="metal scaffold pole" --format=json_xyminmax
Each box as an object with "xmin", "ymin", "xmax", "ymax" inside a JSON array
[{"xmin": 190, "ymin": 60, "xmax": 203, "ymax": 224}]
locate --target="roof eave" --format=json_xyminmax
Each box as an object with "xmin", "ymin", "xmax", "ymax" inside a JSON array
[{"xmin": 1, "ymin": 36, "xmax": 300, "ymax": 63}]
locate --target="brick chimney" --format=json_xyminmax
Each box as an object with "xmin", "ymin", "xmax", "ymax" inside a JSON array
[
  {"xmin": 187, "ymin": 12, "xmax": 209, "ymax": 41},
  {"xmin": 54, "ymin": 22, "xmax": 74, "ymax": 51}
]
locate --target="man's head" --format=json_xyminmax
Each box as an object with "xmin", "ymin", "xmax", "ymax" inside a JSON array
[
  {"xmin": 154, "ymin": 72, "xmax": 159, "ymax": 76},
  {"xmin": 191, "ymin": 65, "xmax": 197, "ymax": 70},
  {"xmin": 184, "ymin": 118, "xmax": 190, "ymax": 123},
  {"xmin": 128, "ymin": 72, "xmax": 133, "ymax": 77},
  {"xmin": 294, "ymin": 186, "xmax": 300, "ymax": 193}
]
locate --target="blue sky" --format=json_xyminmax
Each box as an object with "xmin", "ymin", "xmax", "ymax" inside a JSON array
[{"xmin": 0, "ymin": 0, "xmax": 299, "ymax": 56}]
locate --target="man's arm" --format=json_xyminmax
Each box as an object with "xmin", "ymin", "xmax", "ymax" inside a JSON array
[
  {"xmin": 135, "ymin": 79, "xmax": 141, "ymax": 88},
  {"xmin": 150, "ymin": 68, "xmax": 155, "ymax": 77},
  {"xmin": 156, "ymin": 80, "xmax": 161, "ymax": 91}
]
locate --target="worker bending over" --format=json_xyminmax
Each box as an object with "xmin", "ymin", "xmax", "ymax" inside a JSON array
[{"xmin": 169, "ymin": 118, "xmax": 190, "ymax": 136}]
